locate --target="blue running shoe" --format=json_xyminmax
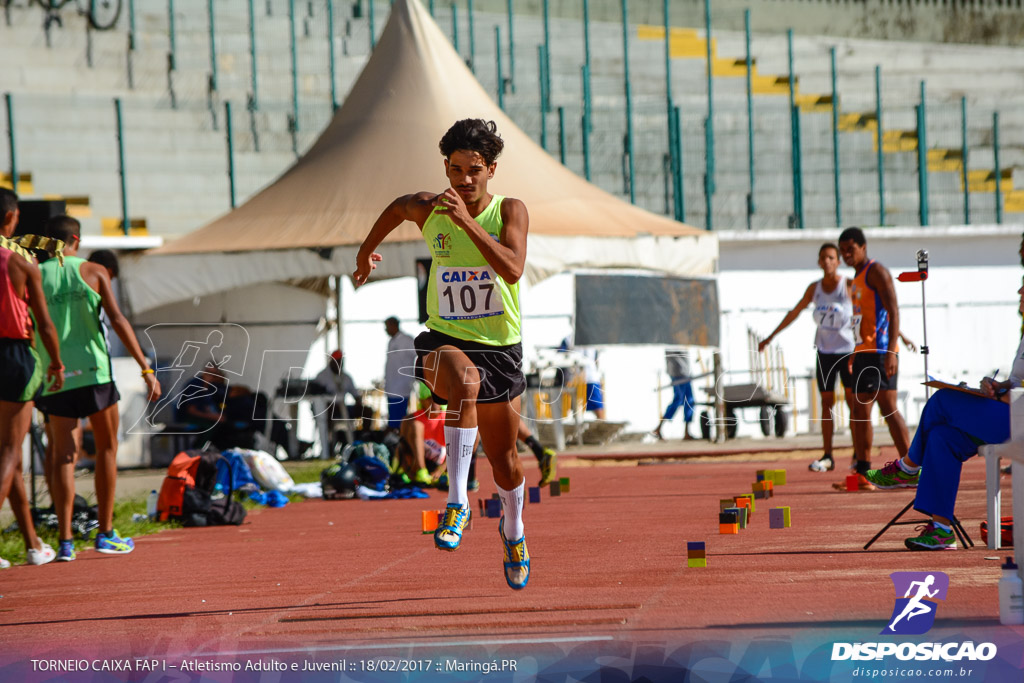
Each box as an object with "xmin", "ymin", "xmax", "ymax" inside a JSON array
[
  {"xmin": 95, "ymin": 529, "xmax": 134, "ymax": 555},
  {"xmin": 434, "ymin": 504, "xmax": 470, "ymax": 551},
  {"xmin": 56, "ymin": 540, "xmax": 76, "ymax": 562},
  {"xmin": 498, "ymin": 518, "xmax": 530, "ymax": 590}
]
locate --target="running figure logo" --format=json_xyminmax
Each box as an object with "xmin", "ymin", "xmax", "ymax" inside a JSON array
[{"xmin": 882, "ymin": 571, "xmax": 949, "ymax": 635}]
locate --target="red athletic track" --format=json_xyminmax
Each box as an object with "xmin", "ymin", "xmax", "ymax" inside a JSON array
[{"xmin": 0, "ymin": 449, "xmax": 1020, "ymax": 666}]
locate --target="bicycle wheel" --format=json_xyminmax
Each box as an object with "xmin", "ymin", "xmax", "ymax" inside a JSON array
[{"xmin": 86, "ymin": 0, "xmax": 120, "ymax": 30}]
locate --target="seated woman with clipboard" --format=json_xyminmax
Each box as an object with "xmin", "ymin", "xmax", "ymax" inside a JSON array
[{"xmin": 861, "ymin": 280, "xmax": 1024, "ymax": 550}]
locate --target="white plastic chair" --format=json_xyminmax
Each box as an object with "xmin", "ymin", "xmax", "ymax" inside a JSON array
[{"xmin": 976, "ymin": 389, "xmax": 1024, "ymax": 573}]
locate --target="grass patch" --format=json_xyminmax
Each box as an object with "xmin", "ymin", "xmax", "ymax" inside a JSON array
[
  {"xmin": 282, "ymin": 459, "xmax": 331, "ymax": 485},
  {"xmin": 0, "ymin": 495, "xmax": 180, "ymax": 567},
  {"xmin": 1, "ymin": 460, "xmax": 331, "ymax": 566}
]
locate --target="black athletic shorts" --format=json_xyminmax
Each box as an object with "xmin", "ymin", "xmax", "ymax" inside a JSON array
[
  {"xmin": 815, "ymin": 352, "xmax": 853, "ymax": 393},
  {"xmin": 0, "ymin": 338, "xmax": 42, "ymax": 403},
  {"xmin": 851, "ymin": 352, "xmax": 898, "ymax": 395},
  {"xmin": 35, "ymin": 381, "xmax": 120, "ymax": 419},
  {"xmin": 414, "ymin": 328, "xmax": 526, "ymax": 405}
]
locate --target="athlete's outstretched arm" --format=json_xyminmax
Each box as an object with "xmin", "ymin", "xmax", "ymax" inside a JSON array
[
  {"xmin": 432, "ymin": 190, "xmax": 528, "ymax": 284},
  {"xmin": 354, "ymin": 193, "xmax": 435, "ymax": 287},
  {"xmin": 757, "ymin": 282, "xmax": 816, "ymax": 352}
]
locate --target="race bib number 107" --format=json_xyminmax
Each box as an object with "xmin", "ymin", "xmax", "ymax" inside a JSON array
[{"xmin": 437, "ymin": 266, "xmax": 505, "ymax": 320}]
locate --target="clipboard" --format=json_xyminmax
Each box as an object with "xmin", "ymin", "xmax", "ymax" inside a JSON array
[{"xmin": 923, "ymin": 380, "xmax": 997, "ymax": 399}]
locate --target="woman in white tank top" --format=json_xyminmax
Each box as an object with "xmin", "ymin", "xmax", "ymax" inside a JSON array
[{"xmin": 758, "ymin": 243, "xmax": 856, "ymax": 473}]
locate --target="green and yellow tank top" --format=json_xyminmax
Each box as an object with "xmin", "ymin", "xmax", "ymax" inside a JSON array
[
  {"xmin": 36, "ymin": 256, "xmax": 113, "ymax": 394},
  {"xmin": 421, "ymin": 194, "xmax": 521, "ymax": 346}
]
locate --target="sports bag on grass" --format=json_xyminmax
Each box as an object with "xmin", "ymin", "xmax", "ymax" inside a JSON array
[{"xmin": 157, "ymin": 450, "xmax": 246, "ymax": 526}]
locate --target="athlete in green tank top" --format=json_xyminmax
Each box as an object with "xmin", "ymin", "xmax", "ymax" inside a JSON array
[
  {"xmin": 354, "ymin": 119, "xmax": 532, "ymax": 590},
  {"xmin": 421, "ymin": 193, "xmax": 521, "ymax": 345},
  {"xmin": 37, "ymin": 255, "xmax": 112, "ymax": 394},
  {"xmin": 35, "ymin": 215, "xmax": 161, "ymax": 560}
]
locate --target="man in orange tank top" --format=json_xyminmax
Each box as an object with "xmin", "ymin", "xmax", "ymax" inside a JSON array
[
  {"xmin": 0, "ymin": 188, "xmax": 64, "ymax": 568},
  {"xmin": 838, "ymin": 227, "xmax": 910, "ymax": 490}
]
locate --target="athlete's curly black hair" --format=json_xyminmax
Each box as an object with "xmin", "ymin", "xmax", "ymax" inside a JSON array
[
  {"xmin": 838, "ymin": 226, "xmax": 866, "ymax": 246},
  {"xmin": 438, "ymin": 119, "xmax": 504, "ymax": 165},
  {"xmin": 0, "ymin": 187, "xmax": 17, "ymax": 219}
]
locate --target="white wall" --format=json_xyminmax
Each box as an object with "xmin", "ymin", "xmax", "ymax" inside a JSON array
[{"xmin": 330, "ymin": 223, "xmax": 1024, "ymax": 441}]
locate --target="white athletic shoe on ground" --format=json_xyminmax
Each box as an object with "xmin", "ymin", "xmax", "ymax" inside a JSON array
[
  {"xmin": 808, "ymin": 456, "xmax": 835, "ymax": 472},
  {"xmin": 27, "ymin": 542, "xmax": 56, "ymax": 566}
]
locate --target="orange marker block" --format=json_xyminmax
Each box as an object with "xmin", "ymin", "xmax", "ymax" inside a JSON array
[
  {"xmin": 421, "ymin": 510, "xmax": 440, "ymax": 534},
  {"xmin": 719, "ymin": 523, "xmax": 739, "ymax": 534}
]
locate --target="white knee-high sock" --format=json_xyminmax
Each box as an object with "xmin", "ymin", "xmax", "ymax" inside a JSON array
[
  {"xmin": 445, "ymin": 426, "xmax": 477, "ymax": 508},
  {"xmin": 497, "ymin": 480, "xmax": 525, "ymax": 541}
]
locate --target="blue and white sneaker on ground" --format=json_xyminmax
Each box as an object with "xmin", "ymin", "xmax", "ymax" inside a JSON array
[
  {"xmin": 95, "ymin": 530, "xmax": 134, "ymax": 555},
  {"xmin": 56, "ymin": 540, "xmax": 76, "ymax": 562}
]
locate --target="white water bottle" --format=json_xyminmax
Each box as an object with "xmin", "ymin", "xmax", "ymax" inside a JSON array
[
  {"xmin": 999, "ymin": 557, "xmax": 1024, "ymax": 626},
  {"xmin": 146, "ymin": 490, "xmax": 159, "ymax": 519}
]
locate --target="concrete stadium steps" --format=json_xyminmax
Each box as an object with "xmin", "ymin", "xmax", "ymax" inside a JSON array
[{"xmin": 3, "ymin": 1, "xmax": 1024, "ymax": 236}]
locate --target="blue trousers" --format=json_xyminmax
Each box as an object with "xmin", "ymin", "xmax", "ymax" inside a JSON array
[
  {"xmin": 386, "ymin": 395, "xmax": 409, "ymax": 429},
  {"xmin": 662, "ymin": 380, "xmax": 694, "ymax": 424},
  {"xmin": 911, "ymin": 389, "xmax": 1009, "ymax": 521}
]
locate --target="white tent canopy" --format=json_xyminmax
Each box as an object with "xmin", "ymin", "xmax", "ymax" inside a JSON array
[{"xmin": 123, "ymin": 0, "xmax": 717, "ymax": 315}]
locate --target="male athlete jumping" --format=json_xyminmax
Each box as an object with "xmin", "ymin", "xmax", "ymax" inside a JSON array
[{"xmin": 354, "ymin": 119, "xmax": 530, "ymax": 589}]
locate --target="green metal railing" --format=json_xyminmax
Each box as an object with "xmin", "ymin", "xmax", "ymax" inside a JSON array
[
  {"xmin": 494, "ymin": 25, "xmax": 504, "ymax": 109},
  {"xmin": 994, "ymin": 111, "xmax": 1003, "ymax": 225},
  {"xmin": 507, "ymin": 0, "xmax": 516, "ymax": 93},
  {"xmin": 225, "ymin": 101, "xmax": 236, "ymax": 209},
  {"xmin": 830, "ymin": 46, "xmax": 840, "ymax": 228},
  {"xmin": 916, "ymin": 81, "xmax": 929, "ymax": 227},
  {"xmin": 622, "ymin": 0, "xmax": 635, "ymax": 205},
  {"xmin": 744, "ymin": 10, "xmax": 754, "ymax": 228},
  {"xmin": 467, "ymin": 0, "xmax": 475, "ymax": 72},
  {"xmin": 961, "ymin": 97, "xmax": 969, "ymax": 225},
  {"xmin": 5, "ymin": 94, "xmax": 16, "ymax": 194},
  {"xmin": 114, "ymin": 98, "xmax": 129, "ymax": 235},
  {"xmin": 581, "ymin": 65, "xmax": 591, "ymax": 182},
  {"xmin": 537, "ymin": 44, "xmax": 547, "ymax": 150},
  {"xmin": 207, "ymin": 0, "xmax": 217, "ymax": 92},
  {"xmin": 875, "ymin": 65, "xmax": 885, "ymax": 226},
  {"xmin": 327, "ymin": 0, "xmax": 337, "ymax": 111},
  {"xmin": 542, "ymin": 0, "xmax": 551, "ymax": 112}
]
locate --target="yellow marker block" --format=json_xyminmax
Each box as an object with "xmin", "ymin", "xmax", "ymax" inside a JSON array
[{"xmin": 687, "ymin": 558, "xmax": 707, "ymax": 568}]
